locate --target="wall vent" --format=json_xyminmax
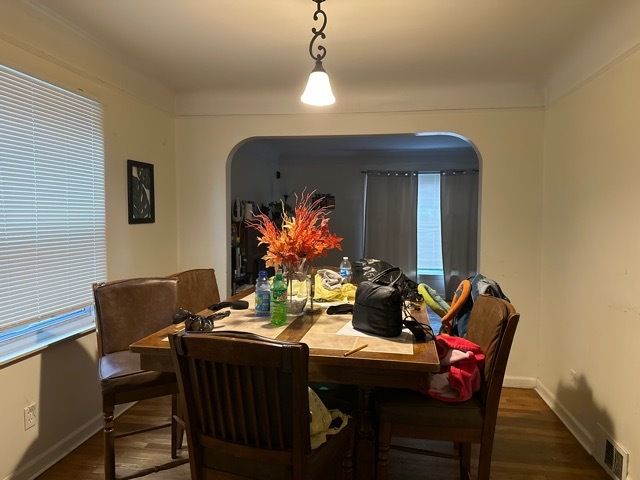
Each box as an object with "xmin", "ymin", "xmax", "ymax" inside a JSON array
[{"xmin": 598, "ymin": 425, "xmax": 629, "ymax": 480}]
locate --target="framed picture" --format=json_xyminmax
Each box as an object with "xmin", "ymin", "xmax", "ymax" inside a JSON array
[{"xmin": 127, "ymin": 160, "xmax": 155, "ymax": 224}]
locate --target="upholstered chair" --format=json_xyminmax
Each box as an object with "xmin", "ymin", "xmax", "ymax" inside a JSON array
[
  {"xmin": 93, "ymin": 278, "xmax": 186, "ymax": 480},
  {"xmin": 171, "ymin": 268, "xmax": 220, "ymax": 314}
]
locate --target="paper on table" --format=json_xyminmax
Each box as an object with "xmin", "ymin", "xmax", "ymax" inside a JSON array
[
  {"xmin": 299, "ymin": 313, "xmax": 414, "ymax": 355},
  {"xmin": 336, "ymin": 321, "xmax": 415, "ymax": 343}
]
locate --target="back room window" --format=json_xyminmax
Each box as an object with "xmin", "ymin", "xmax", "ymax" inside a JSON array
[{"xmin": 417, "ymin": 173, "xmax": 444, "ymax": 278}]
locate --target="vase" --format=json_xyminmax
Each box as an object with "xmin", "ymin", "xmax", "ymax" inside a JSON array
[{"xmin": 283, "ymin": 262, "xmax": 310, "ymax": 316}]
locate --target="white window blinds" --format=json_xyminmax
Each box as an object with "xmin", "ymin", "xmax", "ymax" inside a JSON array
[
  {"xmin": 417, "ymin": 173, "xmax": 443, "ymax": 274},
  {"xmin": 0, "ymin": 64, "xmax": 106, "ymax": 333}
]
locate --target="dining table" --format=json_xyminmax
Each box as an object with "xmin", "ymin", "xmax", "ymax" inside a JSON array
[{"xmin": 130, "ymin": 289, "xmax": 440, "ymax": 479}]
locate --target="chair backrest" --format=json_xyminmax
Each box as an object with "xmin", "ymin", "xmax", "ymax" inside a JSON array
[
  {"xmin": 93, "ymin": 278, "xmax": 177, "ymax": 356},
  {"xmin": 171, "ymin": 268, "xmax": 220, "ymax": 314},
  {"xmin": 465, "ymin": 294, "xmax": 519, "ymax": 419},
  {"xmin": 169, "ymin": 331, "xmax": 310, "ymax": 480}
]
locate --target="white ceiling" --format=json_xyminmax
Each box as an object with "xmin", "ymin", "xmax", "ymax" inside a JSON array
[
  {"xmin": 28, "ymin": 0, "xmax": 613, "ymax": 96},
  {"xmin": 244, "ymin": 133, "xmax": 475, "ymax": 157}
]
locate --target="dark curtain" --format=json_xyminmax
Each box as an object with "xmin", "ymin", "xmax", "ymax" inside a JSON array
[
  {"xmin": 440, "ymin": 171, "xmax": 479, "ymax": 299},
  {"xmin": 364, "ymin": 173, "xmax": 418, "ymax": 279}
]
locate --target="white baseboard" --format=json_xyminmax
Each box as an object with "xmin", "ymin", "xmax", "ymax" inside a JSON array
[
  {"xmin": 503, "ymin": 375, "xmax": 537, "ymax": 388},
  {"xmin": 4, "ymin": 403, "xmax": 133, "ymax": 480},
  {"xmin": 529, "ymin": 380, "xmax": 632, "ymax": 480},
  {"xmin": 535, "ymin": 379, "xmax": 595, "ymax": 455}
]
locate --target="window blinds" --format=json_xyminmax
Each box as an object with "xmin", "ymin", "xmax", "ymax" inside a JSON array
[
  {"xmin": 417, "ymin": 173, "xmax": 444, "ymax": 273},
  {"xmin": 0, "ymin": 64, "xmax": 106, "ymax": 333}
]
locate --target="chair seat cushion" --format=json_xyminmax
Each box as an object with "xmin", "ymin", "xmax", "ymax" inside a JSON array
[
  {"xmin": 376, "ymin": 388, "xmax": 483, "ymax": 430},
  {"xmin": 99, "ymin": 350, "xmax": 176, "ymax": 396}
]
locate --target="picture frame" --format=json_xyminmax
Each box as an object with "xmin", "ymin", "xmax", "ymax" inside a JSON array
[{"xmin": 127, "ymin": 159, "xmax": 155, "ymax": 224}]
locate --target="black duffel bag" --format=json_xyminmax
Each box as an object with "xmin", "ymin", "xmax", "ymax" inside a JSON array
[{"xmin": 352, "ymin": 267, "xmax": 404, "ymax": 337}]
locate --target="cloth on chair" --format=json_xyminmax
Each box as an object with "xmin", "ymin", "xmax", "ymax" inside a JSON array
[{"xmin": 422, "ymin": 334, "xmax": 485, "ymax": 402}]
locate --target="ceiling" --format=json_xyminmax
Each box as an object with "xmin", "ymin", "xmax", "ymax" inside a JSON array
[
  {"xmin": 237, "ymin": 133, "xmax": 475, "ymax": 158},
  {"xmin": 29, "ymin": 0, "xmax": 613, "ymax": 95}
]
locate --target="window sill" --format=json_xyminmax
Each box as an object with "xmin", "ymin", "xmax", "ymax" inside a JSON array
[{"xmin": 0, "ymin": 309, "xmax": 96, "ymax": 369}]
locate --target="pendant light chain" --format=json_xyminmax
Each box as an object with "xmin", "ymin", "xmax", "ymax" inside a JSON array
[{"xmin": 308, "ymin": 0, "xmax": 328, "ymax": 62}]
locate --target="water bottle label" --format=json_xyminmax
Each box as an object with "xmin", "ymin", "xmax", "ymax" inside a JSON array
[
  {"xmin": 255, "ymin": 291, "xmax": 270, "ymax": 313},
  {"xmin": 340, "ymin": 267, "xmax": 350, "ymax": 278}
]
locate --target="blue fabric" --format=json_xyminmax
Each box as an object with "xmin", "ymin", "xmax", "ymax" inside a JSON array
[{"xmin": 453, "ymin": 274, "xmax": 510, "ymax": 337}]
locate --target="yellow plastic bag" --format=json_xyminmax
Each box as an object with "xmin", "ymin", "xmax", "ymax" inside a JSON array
[{"xmin": 313, "ymin": 275, "xmax": 356, "ymax": 302}]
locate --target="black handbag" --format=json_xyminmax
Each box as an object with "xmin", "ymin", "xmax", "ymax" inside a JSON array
[{"xmin": 352, "ymin": 267, "xmax": 404, "ymax": 337}]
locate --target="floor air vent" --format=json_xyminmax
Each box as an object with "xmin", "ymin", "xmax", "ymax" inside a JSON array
[{"xmin": 599, "ymin": 429, "xmax": 629, "ymax": 480}]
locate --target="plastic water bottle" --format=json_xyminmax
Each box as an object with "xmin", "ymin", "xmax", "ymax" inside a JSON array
[
  {"xmin": 270, "ymin": 272, "xmax": 288, "ymax": 326},
  {"xmin": 255, "ymin": 270, "xmax": 270, "ymax": 316},
  {"xmin": 339, "ymin": 256, "xmax": 352, "ymax": 282}
]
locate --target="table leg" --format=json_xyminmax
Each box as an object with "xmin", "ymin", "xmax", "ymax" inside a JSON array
[{"xmin": 355, "ymin": 387, "xmax": 375, "ymax": 480}]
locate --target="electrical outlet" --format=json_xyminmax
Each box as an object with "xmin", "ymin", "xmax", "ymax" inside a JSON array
[{"xmin": 23, "ymin": 403, "xmax": 37, "ymax": 431}]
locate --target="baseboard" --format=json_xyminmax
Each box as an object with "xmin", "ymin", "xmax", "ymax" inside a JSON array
[
  {"xmin": 503, "ymin": 375, "xmax": 537, "ymax": 388},
  {"xmin": 4, "ymin": 403, "xmax": 133, "ymax": 480},
  {"xmin": 535, "ymin": 379, "xmax": 595, "ymax": 455}
]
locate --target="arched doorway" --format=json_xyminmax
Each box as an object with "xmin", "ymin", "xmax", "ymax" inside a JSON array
[{"xmin": 228, "ymin": 133, "xmax": 480, "ymax": 298}]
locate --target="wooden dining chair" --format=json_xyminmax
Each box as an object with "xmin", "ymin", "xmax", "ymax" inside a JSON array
[
  {"xmin": 171, "ymin": 268, "xmax": 221, "ymax": 313},
  {"xmin": 375, "ymin": 295, "xmax": 520, "ymax": 480},
  {"xmin": 93, "ymin": 278, "xmax": 187, "ymax": 480},
  {"xmin": 169, "ymin": 331, "xmax": 355, "ymax": 480}
]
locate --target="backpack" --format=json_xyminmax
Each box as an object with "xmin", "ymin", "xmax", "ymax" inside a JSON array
[{"xmin": 440, "ymin": 274, "xmax": 510, "ymax": 337}]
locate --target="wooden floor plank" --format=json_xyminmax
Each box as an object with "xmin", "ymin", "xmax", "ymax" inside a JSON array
[{"xmin": 36, "ymin": 388, "xmax": 608, "ymax": 480}]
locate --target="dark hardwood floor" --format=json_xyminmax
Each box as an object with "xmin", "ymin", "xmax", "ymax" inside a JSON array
[{"xmin": 37, "ymin": 388, "xmax": 608, "ymax": 480}]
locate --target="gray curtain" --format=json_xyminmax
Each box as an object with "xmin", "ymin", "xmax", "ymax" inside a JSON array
[
  {"xmin": 440, "ymin": 171, "xmax": 479, "ymax": 299},
  {"xmin": 364, "ymin": 173, "xmax": 418, "ymax": 279}
]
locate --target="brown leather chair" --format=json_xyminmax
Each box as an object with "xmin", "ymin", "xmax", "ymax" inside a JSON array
[
  {"xmin": 171, "ymin": 268, "xmax": 221, "ymax": 313},
  {"xmin": 93, "ymin": 278, "xmax": 187, "ymax": 480},
  {"xmin": 375, "ymin": 295, "xmax": 520, "ymax": 480},
  {"xmin": 169, "ymin": 331, "xmax": 355, "ymax": 480}
]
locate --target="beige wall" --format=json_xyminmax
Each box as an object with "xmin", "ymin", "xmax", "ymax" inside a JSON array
[
  {"xmin": 7, "ymin": 2, "xmax": 639, "ymax": 478},
  {"xmin": 541, "ymin": 48, "xmax": 640, "ymax": 475},
  {"xmin": 0, "ymin": 27, "xmax": 177, "ymax": 480},
  {"xmin": 175, "ymin": 108, "xmax": 545, "ymax": 380}
]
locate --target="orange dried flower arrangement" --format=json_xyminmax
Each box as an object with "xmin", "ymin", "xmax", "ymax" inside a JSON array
[{"xmin": 249, "ymin": 191, "xmax": 342, "ymax": 270}]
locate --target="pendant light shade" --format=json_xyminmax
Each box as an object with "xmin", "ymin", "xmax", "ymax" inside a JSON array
[
  {"xmin": 301, "ymin": 0, "xmax": 335, "ymax": 106},
  {"xmin": 301, "ymin": 60, "xmax": 335, "ymax": 106}
]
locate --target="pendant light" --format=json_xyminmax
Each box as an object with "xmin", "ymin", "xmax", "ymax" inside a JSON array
[{"xmin": 301, "ymin": 0, "xmax": 335, "ymax": 106}]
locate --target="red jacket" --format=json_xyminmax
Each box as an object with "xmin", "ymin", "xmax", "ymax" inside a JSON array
[{"xmin": 421, "ymin": 334, "xmax": 485, "ymax": 402}]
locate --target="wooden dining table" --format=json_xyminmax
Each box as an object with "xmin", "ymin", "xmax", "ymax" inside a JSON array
[{"xmin": 130, "ymin": 290, "xmax": 439, "ymax": 479}]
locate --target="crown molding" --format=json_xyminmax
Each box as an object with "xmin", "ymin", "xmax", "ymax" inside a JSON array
[
  {"xmin": 545, "ymin": 0, "xmax": 640, "ymax": 105},
  {"xmin": 175, "ymin": 81, "xmax": 544, "ymax": 117},
  {"xmin": 1, "ymin": 0, "xmax": 175, "ymax": 113}
]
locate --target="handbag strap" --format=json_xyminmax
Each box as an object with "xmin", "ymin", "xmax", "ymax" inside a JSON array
[
  {"xmin": 370, "ymin": 267, "xmax": 403, "ymax": 286},
  {"xmin": 402, "ymin": 303, "xmax": 435, "ymax": 342}
]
